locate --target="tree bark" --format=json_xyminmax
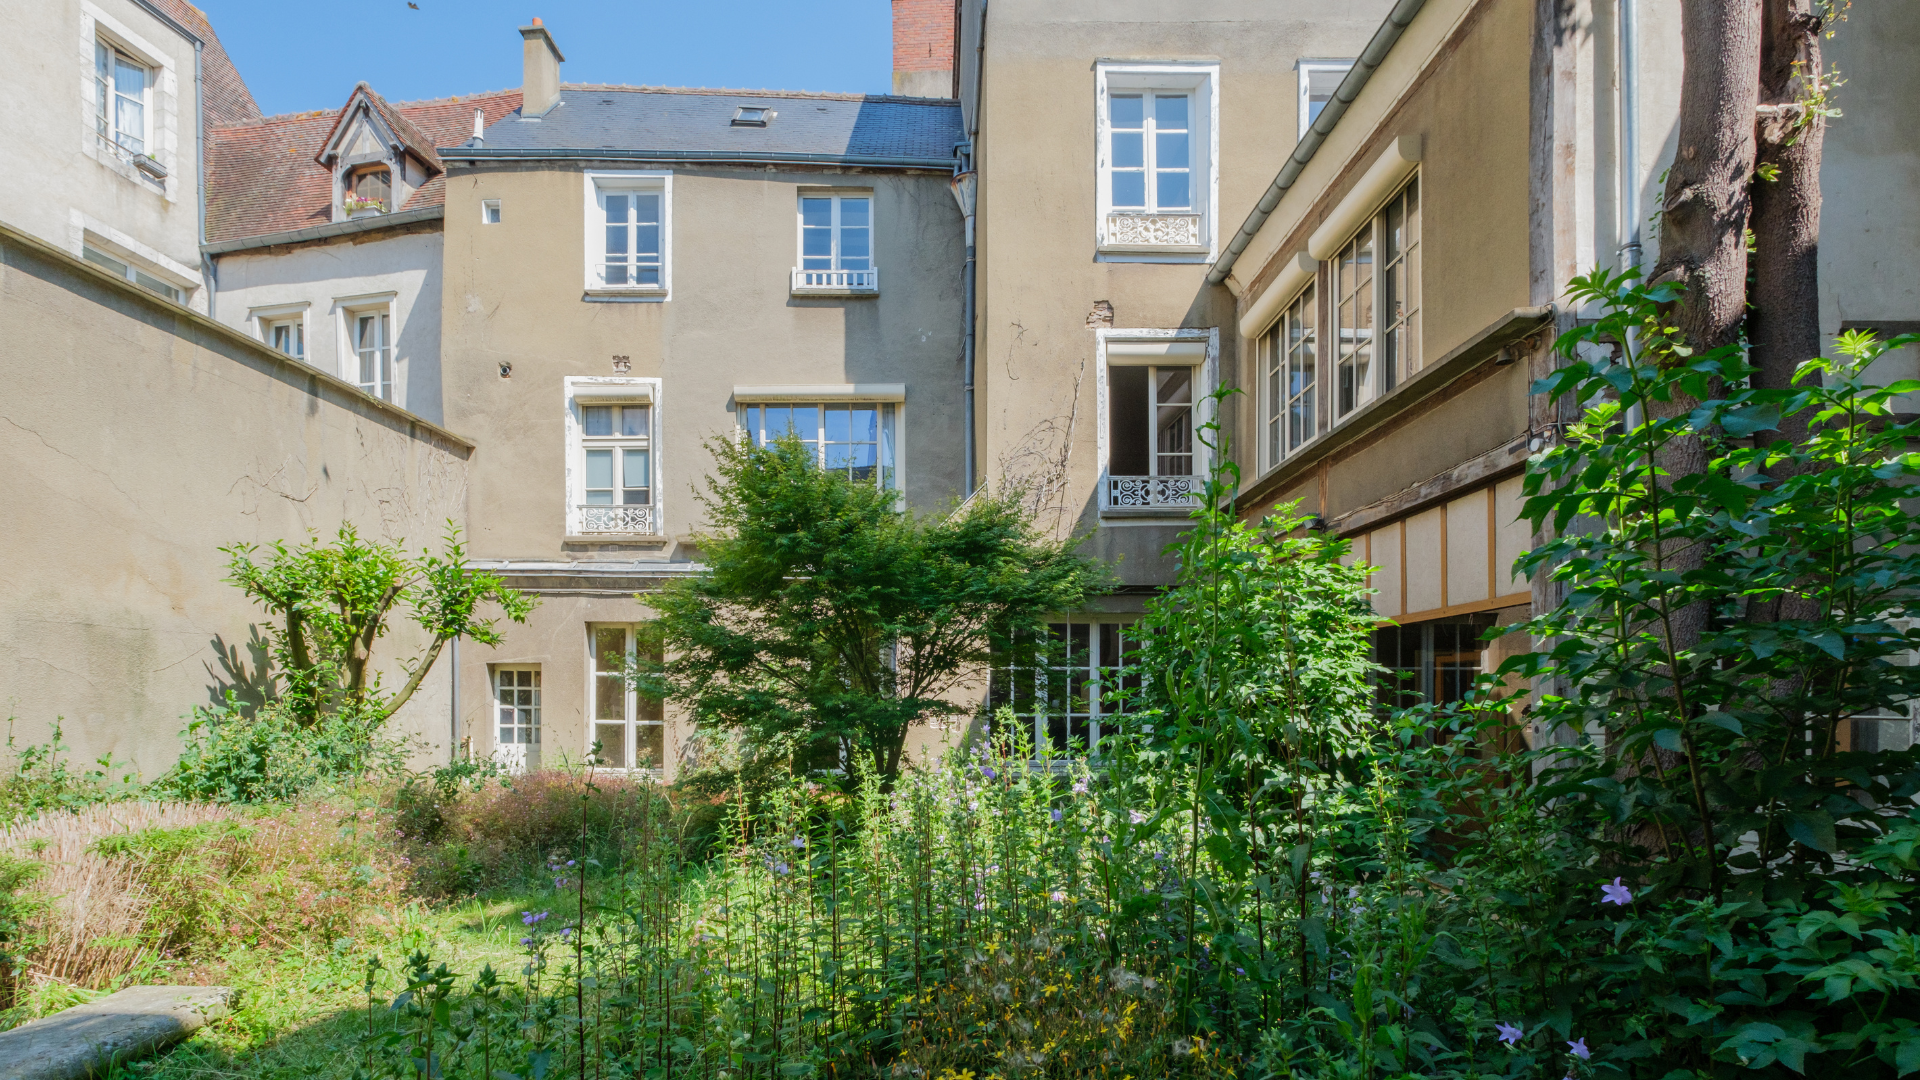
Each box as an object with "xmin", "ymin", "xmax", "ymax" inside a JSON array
[
  {"xmin": 1652, "ymin": 0, "xmax": 1764, "ymax": 363},
  {"xmin": 1749, "ymin": 0, "xmax": 1827, "ymax": 424}
]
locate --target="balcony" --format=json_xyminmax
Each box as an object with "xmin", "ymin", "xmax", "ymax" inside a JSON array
[
  {"xmin": 1103, "ymin": 213, "xmax": 1204, "ymax": 252},
  {"xmin": 576, "ymin": 503, "xmax": 659, "ymax": 536},
  {"xmin": 791, "ymin": 268, "xmax": 879, "ymax": 296},
  {"xmin": 1106, "ymin": 475, "xmax": 1201, "ymax": 512}
]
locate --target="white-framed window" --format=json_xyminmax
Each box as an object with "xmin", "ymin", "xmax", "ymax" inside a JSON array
[
  {"xmin": 991, "ymin": 619, "xmax": 1140, "ymax": 756},
  {"xmin": 741, "ymin": 402, "xmax": 898, "ymax": 489},
  {"xmin": 567, "ymin": 379, "xmax": 662, "ymax": 537},
  {"xmin": 584, "ymin": 172, "xmax": 671, "ymax": 298},
  {"xmin": 1100, "ymin": 331, "xmax": 1214, "ymax": 512},
  {"xmin": 94, "ymin": 40, "xmax": 148, "ymax": 158},
  {"xmin": 1333, "ymin": 176, "xmax": 1420, "ymax": 420},
  {"xmin": 82, "ymin": 244, "xmax": 181, "ymax": 303},
  {"xmin": 492, "ymin": 666, "xmax": 542, "ymax": 771},
  {"xmin": 349, "ymin": 306, "xmax": 393, "ymax": 401},
  {"xmin": 269, "ymin": 318, "xmax": 304, "ymax": 360},
  {"xmin": 1298, "ymin": 60, "xmax": 1354, "ymax": 136},
  {"xmin": 1262, "ymin": 285, "xmax": 1317, "ymax": 466},
  {"xmin": 481, "ymin": 199, "xmax": 501, "ymax": 224},
  {"xmin": 793, "ymin": 192, "xmax": 877, "ymax": 292},
  {"xmin": 589, "ymin": 625, "xmax": 664, "ymax": 772},
  {"xmin": 1096, "ymin": 63, "xmax": 1217, "ymax": 258},
  {"xmin": 582, "ymin": 402, "xmax": 653, "ymax": 507}
]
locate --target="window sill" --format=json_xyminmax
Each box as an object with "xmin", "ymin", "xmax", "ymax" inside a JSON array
[{"xmin": 584, "ymin": 286, "xmax": 668, "ymax": 303}]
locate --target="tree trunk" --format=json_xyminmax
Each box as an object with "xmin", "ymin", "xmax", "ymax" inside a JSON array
[
  {"xmin": 384, "ymin": 634, "xmax": 448, "ymax": 719},
  {"xmin": 1652, "ymin": 0, "xmax": 1763, "ymax": 363},
  {"xmin": 1749, "ymin": 0, "xmax": 1827, "ymax": 427}
]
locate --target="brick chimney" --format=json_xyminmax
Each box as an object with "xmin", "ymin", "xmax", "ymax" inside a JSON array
[
  {"xmin": 891, "ymin": 0, "xmax": 955, "ymax": 98},
  {"xmin": 520, "ymin": 17, "xmax": 565, "ymax": 115}
]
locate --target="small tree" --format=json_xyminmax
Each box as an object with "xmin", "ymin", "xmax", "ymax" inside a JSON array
[
  {"xmin": 223, "ymin": 523, "xmax": 533, "ymax": 725},
  {"xmin": 639, "ymin": 435, "xmax": 1102, "ymax": 781}
]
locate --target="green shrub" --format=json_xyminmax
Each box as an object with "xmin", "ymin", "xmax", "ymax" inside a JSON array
[
  {"xmin": 0, "ymin": 720, "xmax": 137, "ymax": 825},
  {"xmin": 155, "ymin": 696, "xmax": 403, "ymax": 804}
]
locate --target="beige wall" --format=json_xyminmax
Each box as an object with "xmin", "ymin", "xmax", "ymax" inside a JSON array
[
  {"xmin": 0, "ymin": 0, "xmax": 206, "ymax": 309},
  {"xmin": 1819, "ymin": 2, "xmax": 1920, "ymax": 337},
  {"xmin": 439, "ymin": 160, "xmax": 966, "ymax": 772},
  {"xmin": 968, "ymin": 0, "xmax": 1391, "ymax": 587},
  {"xmin": 0, "ymin": 225, "xmax": 471, "ymax": 776}
]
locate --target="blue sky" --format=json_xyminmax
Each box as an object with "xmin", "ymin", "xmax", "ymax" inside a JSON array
[{"xmin": 196, "ymin": 1, "xmax": 893, "ymax": 117}]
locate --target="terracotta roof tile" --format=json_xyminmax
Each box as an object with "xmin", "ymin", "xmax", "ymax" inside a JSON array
[
  {"xmin": 146, "ymin": 0, "xmax": 260, "ymax": 126},
  {"xmin": 207, "ymin": 88, "xmax": 521, "ymax": 245}
]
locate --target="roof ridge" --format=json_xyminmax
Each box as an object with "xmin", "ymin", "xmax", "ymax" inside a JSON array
[
  {"xmin": 387, "ymin": 87, "xmax": 523, "ymax": 110},
  {"xmin": 559, "ymin": 82, "xmax": 958, "ymax": 106}
]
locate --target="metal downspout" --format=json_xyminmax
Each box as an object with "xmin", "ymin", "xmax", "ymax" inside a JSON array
[
  {"xmin": 1206, "ymin": 0, "xmax": 1426, "ymax": 287},
  {"xmin": 1618, "ymin": 0, "xmax": 1645, "ymax": 430},
  {"xmin": 192, "ymin": 37, "xmax": 211, "ymax": 318},
  {"xmin": 952, "ymin": 168, "xmax": 978, "ymax": 495}
]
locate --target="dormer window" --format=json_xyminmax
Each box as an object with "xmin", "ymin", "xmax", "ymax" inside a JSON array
[
  {"xmin": 731, "ymin": 106, "xmax": 774, "ymax": 127},
  {"xmin": 344, "ymin": 164, "xmax": 391, "ymax": 215}
]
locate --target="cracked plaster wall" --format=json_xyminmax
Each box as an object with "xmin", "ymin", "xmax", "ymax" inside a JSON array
[{"xmin": 0, "ymin": 230, "xmax": 471, "ymax": 777}]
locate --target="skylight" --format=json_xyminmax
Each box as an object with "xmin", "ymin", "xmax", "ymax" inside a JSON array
[{"xmin": 732, "ymin": 106, "xmax": 774, "ymax": 127}]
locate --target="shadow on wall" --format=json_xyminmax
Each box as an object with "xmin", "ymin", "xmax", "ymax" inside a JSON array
[{"xmin": 204, "ymin": 626, "xmax": 276, "ymax": 712}]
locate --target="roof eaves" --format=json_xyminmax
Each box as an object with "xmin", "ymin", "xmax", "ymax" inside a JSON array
[
  {"xmin": 444, "ymin": 147, "xmax": 959, "ymax": 169},
  {"xmin": 202, "ymin": 205, "xmax": 443, "ymax": 255}
]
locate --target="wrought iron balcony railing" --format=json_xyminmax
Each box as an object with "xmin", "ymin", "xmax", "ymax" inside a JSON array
[
  {"xmin": 576, "ymin": 503, "xmax": 659, "ymax": 535},
  {"xmin": 1105, "ymin": 475, "xmax": 1201, "ymax": 510}
]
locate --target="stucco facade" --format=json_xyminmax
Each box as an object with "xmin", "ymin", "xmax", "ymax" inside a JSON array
[
  {"xmin": 0, "ymin": 224, "xmax": 469, "ymax": 775},
  {"xmin": 0, "ymin": 0, "xmax": 216, "ymax": 311},
  {"xmin": 439, "ymin": 63, "xmax": 968, "ymax": 775}
]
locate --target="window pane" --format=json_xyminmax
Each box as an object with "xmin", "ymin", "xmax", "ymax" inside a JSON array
[
  {"xmin": 133, "ymin": 270, "xmax": 177, "ymax": 301},
  {"xmin": 635, "ymin": 193, "xmax": 660, "ymax": 223},
  {"xmin": 635, "ymin": 724, "xmax": 664, "ymax": 770},
  {"xmin": 801, "ymin": 197, "xmax": 832, "ymax": 228},
  {"xmin": 585, "ymin": 448, "xmax": 614, "ymax": 500},
  {"xmin": 604, "ymin": 194, "xmax": 629, "ymax": 223},
  {"xmin": 824, "ymin": 404, "xmax": 851, "ymax": 444},
  {"xmin": 622, "ymin": 449, "xmax": 650, "ymax": 502},
  {"xmin": 1155, "ymin": 169, "xmax": 1190, "ymax": 211},
  {"xmin": 1155, "ymin": 130, "xmax": 1190, "ymax": 171},
  {"xmin": 1109, "ymin": 94, "xmax": 1143, "ymax": 129},
  {"xmin": 619, "ymin": 405, "xmax": 649, "ymax": 438},
  {"xmin": 840, "ymin": 198, "xmax": 869, "ymax": 227},
  {"xmin": 791, "ymin": 406, "xmax": 820, "ymax": 446},
  {"xmin": 850, "ymin": 406, "xmax": 877, "ymax": 442},
  {"xmin": 840, "ymin": 227, "xmax": 870, "ymax": 269},
  {"xmin": 594, "ymin": 628, "xmax": 627, "ymax": 673},
  {"xmin": 1153, "ymin": 94, "xmax": 1188, "ymax": 130},
  {"xmin": 763, "ymin": 405, "xmax": 793, "ymax": 441},
  {"xmin": 1112, "ymin": 169, "xmax": 1146, "ymax": 209},
  {"xmin": 636, "ymin": 222, "xmax": 660, "ymax": 256},
  {"xmin": 594, "ymin": 723, "xmax": 627, "ymax": 768},
  {"xmin": 605, "ymin": 225, "xmax": 628, "ymax": 257},
  {"xmin": 1107, "ymin": 366, "xmax": 1150, "ymax": 476},
  {"xmin": 582, "ymin": 405, "xmax": 613, "ymax": 436},
  {"xmin": 1111, "ymin": 131, "xmax": 1144, "ymax": 171},
  {"xmin": 82, "ymin": 246, "xmax": 129, "ymax": 277}
]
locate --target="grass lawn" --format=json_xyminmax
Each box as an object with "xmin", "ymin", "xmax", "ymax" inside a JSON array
[{"xmin": 129, "ymin": 890, "xmax": 547, "ymax": 1079}]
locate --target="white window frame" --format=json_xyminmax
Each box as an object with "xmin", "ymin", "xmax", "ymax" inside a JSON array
[
  {"xmin": 1094, "ymin": 62, "xmax": 1218, "ymax": 261},
  {"xmin": 583, "ymin": 171, "xmax": 672, "ymax": 301},
  {"xmin": 95, "ymin": 41, "xmax": 149, "ymax": 159},
  {"xmin": 334, "ymin": 293, "xmax": 397, "ymax": 403},
  {"xmin": 80, "ymin": 5, "xmax": 178, "ymax": 197},
  {"xmin": 1331, "ymin": 175, "xmax": 1421, "ymax": 423},
  {"xmin": 992, "ymin": 617, "xmax": 1140, "ymax": 758},
  {"xmin": 1261, "ymin": 284, "xmax": 1318, "ymax": 469},
  {"xmin": 248, "ymin": 302, "xmax": 311, "ymax": 362},
  {"xmin": 81, "ymin": 242, "xmax": 183, "ymax": 303},
  {"xmin": 587, "ymin": 625, "xmax": 665, "ymax": 774},
  {"xmin": 481, "ymin": 199, "xmax": 502, "ymax": 224},
  {"xmin": 738, "ymin": 399, "xmax": 901, "ymax": 491},
  {"xmin": 1297, "ymin": 60, "xmax": 1355, "ymax": 138},
  {"xmin": 491, "ymin": 665, "xmax": 542, "ymax": 772},
  {"xmin": 1096, "ymin": 327, "xmax": 1219, "ymax": 516},
  {"xmin": 793, "ymin": 189, "xmax": 878, "ymax": 294},
  {"xmin": 565, "ymin": 377, "xmax": 664, "ymax": 538}
]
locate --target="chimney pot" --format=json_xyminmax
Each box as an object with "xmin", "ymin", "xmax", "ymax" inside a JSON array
[
  {"xmin": 531, "ymin": 16, "xmax": 541, "ymax": 25},
  {"xmin": 519, "ymin": 21, "xmax": 565, "ymax": 116}
]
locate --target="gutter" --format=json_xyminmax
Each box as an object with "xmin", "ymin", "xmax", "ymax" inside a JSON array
[
  {"xmin": 202, "ymin": 206, "xmax": 444, "ymax": 255},
  {"xmin": 1207, "ymin": 0, "xmax": 1427, "ymax": 287},
  {"xmin": 126, "ymin": 1, "xmax": 211, "ymax": 316},
  {"xmin": 443, "ymin": 148, "xmax": 957, "ymax": 170}
]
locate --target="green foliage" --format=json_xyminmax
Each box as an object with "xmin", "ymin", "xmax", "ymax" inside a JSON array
[
  {"xmin": 0, "ymin": 720, "xmax": 137, "ymax": 825},
  {"xmin": 223, "ymin": 523, "xmax": 532, "ymax": 725},
  {"xmin": 155, "ymin": 696, "xmax": 402, "ymax": 804},
  {"xmin": 640, "ymin": 434, "xmax": 1102, "ymax": 779}
]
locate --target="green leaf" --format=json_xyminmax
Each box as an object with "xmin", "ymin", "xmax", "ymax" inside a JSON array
[
  {"xmin": 1787, "ymin": 811, "xmax": 1838, "ymax": 853},
  {"xmin": 1721, "ymin": 403, "xmax": 1783, "ymax": 436}
]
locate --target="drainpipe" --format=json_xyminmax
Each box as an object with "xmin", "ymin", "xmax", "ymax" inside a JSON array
[
  {"xmin": 193, "ymin": 36, "xmax": 210, "ymax": 318},
  {"xmin": 951, "ymin": 166, "xmax": 978, "ymax": 494},
  {"xmin": 1618, "ymin": 0, "xmax": 1644, "ymax": 430},
  {"xmin": 450, "ymin": 636, "xmax": 461, "ymax": 763}
]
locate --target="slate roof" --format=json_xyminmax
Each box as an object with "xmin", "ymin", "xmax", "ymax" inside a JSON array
[
  {"xmin": 463, "ymin": 85, "xmax": 963, "ymax": 165},
  {"xmin": 206, "ymin": 88, "xmax": 522, "ymax": 245}
]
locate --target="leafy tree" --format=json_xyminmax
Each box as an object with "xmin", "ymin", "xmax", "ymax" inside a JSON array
[
  {"xmin": 223, "ymin": 523, "xmax": 532, "ymax": 725},
  {"xmin": 638, "ymin": 435, "xmax": 1101, "ymax": 780}
]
